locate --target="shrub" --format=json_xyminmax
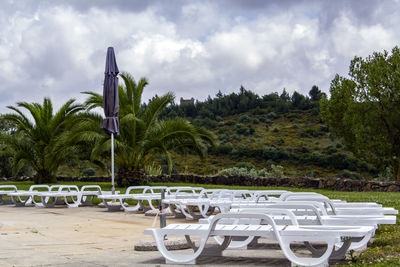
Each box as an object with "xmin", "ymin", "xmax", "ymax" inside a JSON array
[
  {"xmin": 235, "ymin": 162, "xmax": 256, "ymax": 170},
  {"xmin": 377, "ymin": 166, "xmax": 394, "ymax": 181},
  {"xmin": 253, "ymin": 118, "xmax": 260, "ymax": 124},
  {"xmin": 215, "ymin": 116, "xmax": 223, "ymax": 122},
  {"xmin": 238, "ymin": 115, "xmax": 250, "ymax": 123},
  {"xmin": 217, "ymin": 164, "xmax": 284, "ymax": 178},
  {"xmin": 267, "ymin": 112, "xmax": 278, "ymax": 119},
  {"xmin": 319, "ymin": 125, "xmax": 329, "ymax": 132},
  {"xmin": 292, "ymin": 124, "xmax": 299, "ymax": 129},
  {"xmin": 80, "ymin": 166, "xmax": 96, "ymax": 176},
  {"xmin": 215, "ymin": 143, "xmax": 234, "ymax": 155},
  {"xmin": 273, "ymin": 128, "xmax": 279, "ymax": 132},
  {"xmin": 145, "ymin": 163, "xmax": 162, "ymax": 175},
  {"xmin": 225, "ymin": 120, "xmax": 235, "ymax": 126},
  {"xmin": 259, "ymin": 117, "xmax": 266, "ymax": 122},
  {"xmin": 338, "ymin": 169, "xmax": 363, "ymax": 180}
]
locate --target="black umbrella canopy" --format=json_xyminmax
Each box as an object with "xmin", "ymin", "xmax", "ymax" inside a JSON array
[{"xmin": 100, "ymin": 47, "xmax": 120, "ymax": 135}]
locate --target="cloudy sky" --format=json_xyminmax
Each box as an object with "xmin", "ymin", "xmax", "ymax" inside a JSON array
[{"xmin": 1, "ymin": 0, "xmax": 400, "ymax": 113}]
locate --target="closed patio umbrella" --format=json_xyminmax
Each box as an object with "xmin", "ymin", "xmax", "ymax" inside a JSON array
[{"xmin": 100, "ymin": 47, "xmax": 119, "ymax": 194}]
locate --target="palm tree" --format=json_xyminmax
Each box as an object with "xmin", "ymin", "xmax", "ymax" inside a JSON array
[
  {"xmin": 80, "ymin": 72, "xmax": 216, "ymax": 185},
  {"xmin": 0, "ymin": 98, "xmax": 84, "ymax": 183}
]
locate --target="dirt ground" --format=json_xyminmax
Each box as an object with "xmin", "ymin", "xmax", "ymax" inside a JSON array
[{"xmin": 0, "ymin": 205, "xmax": 295, "ymax": 267}]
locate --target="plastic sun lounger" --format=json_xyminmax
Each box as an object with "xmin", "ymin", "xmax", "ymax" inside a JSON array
[
  {"xmin": 98, "ymin": 186, "xmax": 149, "ymax": 211},
  {"xmin": 8, "ymin": 185, "xmax": 50, "ymax": 206},
  {"xmin": 131, "ymin": 186, "xmax": 204, "ymax": 212},
  {"xmin": 164, "ymin": 189, "xmax": 224, "ymax": 219},
  {"xmin": 30, "ymin": 185, "xmax": 103, "ymax": 208},
  {"xmin": 208, "ymin": 202, "xmax": 396, "ymax": 253},
  {"xmin": 145, "ymin": 210, "xmax": 375, "ymax": 266},
  {"xmin": 284, "ymin": 197, "xmax": 398, "ymax": 216},
  {"xmin": 165, "ymin": 189, "xmax": 290, "ymax": 220},
  {"xmin": 0, "ymin": 185, "xmax": 18, "ymax": 204}
]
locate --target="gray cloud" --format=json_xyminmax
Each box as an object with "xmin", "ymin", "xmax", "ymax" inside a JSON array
[{"xmin": 1, "ymin": 0, "xmax": 400, "ymax": 114}]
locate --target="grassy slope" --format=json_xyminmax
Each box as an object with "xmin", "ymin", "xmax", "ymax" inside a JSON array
[{"xmin": 172, "ymin": 109, "xmax": 372, "ymax": 178}]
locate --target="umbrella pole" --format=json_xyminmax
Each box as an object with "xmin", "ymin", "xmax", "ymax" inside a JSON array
[{"xmin": 111, "ymin": 133, "xmax": 115, "ymax": 195}]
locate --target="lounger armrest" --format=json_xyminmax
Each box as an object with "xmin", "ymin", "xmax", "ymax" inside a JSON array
[
  {"xmin": 126, "ymin": 186, "xmax": 149, "ymax": 194},
  {"xmin": 29, "ymin": 185, "xmax": 50, "ymax": 191},
  {"xmin": 0, "ymin": 185, "xmax": 17, "ymax": 191}
]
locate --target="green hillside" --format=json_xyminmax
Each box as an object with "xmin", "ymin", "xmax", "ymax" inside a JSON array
[{"xmin": 169, "ymin": 104, "xmax": 376, "ymax": 179}]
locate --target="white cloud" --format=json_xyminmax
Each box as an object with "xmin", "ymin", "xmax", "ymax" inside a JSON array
[{"xmin": 1, "ymin": 0, "xmax": 400, "ymax": 114}]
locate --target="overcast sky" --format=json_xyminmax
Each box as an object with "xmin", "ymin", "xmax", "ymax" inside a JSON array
[{"xmin": 1, "ymin": 0, "xmax": 400, "ymax": 114}]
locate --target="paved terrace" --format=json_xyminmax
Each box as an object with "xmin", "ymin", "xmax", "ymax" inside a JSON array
[{"xmin": 0, "ymin": 205, "xmax": 329, "ymax": 266}]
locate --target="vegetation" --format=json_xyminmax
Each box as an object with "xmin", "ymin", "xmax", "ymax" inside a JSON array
[
  {"xmin": 80, "ymin": 72, "xmax": 216, "ymax": 185},
  {"xmin": 0, "ymin": 98, "xmax": 84, "ymax": 183},
  {"xmin": 321, "ymin": 46, "xmax": 400, "ymax": 181}
]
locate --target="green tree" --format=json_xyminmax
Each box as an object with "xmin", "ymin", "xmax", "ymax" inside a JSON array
[
  {"xmin": 321, "ymin": 46, "xmax": 400, "ymax": 180},
  {"xmin": 81, "ymin": 72, "xmax": 216, "ymax": 185},
  {"xmin": 0, "ymin": 98, "xmax": 84, "ymax": 183},
  {"xmin": 309, "ymin": 85, "xmax": 325, "ymax": 101}
]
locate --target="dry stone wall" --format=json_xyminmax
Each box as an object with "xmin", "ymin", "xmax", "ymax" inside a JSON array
[{"xmin": 1, "ymin": 174, "xmax": 399, "ymax": 192}]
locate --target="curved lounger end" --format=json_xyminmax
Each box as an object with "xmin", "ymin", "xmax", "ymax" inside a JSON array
[
  {"xmin": 145, "ymin": 212, "xmax": 357, "ymax": 267},
  {"xmin": 145, "ymin": 228, "xmax": 210, "ymax": 265}
]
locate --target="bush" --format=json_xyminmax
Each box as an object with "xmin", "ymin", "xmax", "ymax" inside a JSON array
[
  {"xmin": 193, "ymin": 118, "xmax": 217, "ymax": 129},
  {"xmin": 253, "ymin": 118, "xmax": 260, "ymax": 124},
  {"xmin": 235, "ymin": 162, "xmax": 256, "ymax": 170},
  {"xmin": 215, "ymin": 116, "xmax": 223, "ymax": 122},
  {"xmin": 338, "ymin": 169, "xmax": 363, "ymax": 180},
  {"xmin": 217, "ymin": 164, "xmax": 284, "ymax": 178},
  {"xmin": 267, "ymin": 112, "xmax": 278, "ymax": 119},
  {"xmin": 273, "ymin": 128, "xmax": 279, "ymax": 132},
  {"xmin": 377, "ymin": 167, "xmax": 394, "ymax": 181},
  {"xmin": 80, "ymin": 166, "xmax": 96, "ymax": 176},
  {"xmin": 238, "ymin": 115, "xmax": 250, "ymax": 123},
  {"xmin": 292, "ymin": 124, "xmax": 299, "ymax": 129},
  {"xmin": 225, "ymin": 120, "xmax": 235, "ymax": 126},
  {"xmin": 215, "ymin": 143, "xmax": 234, "ymax": 155}
]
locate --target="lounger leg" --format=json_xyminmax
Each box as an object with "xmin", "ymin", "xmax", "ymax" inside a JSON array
[
  {"xmin": 305, "ymin": 239, "xmax": 352, "ymax": 260},
  {"xmin": 180, "ymin": 205, "xmax": 195, "ymax": 220},
  {"xmin": 214, "ymin": 235, "xmax": 255, "ymax": 249},
  {"xmin": 41, "ymin": 196, "xmax": 55, "ymax": 208},
  {"xmin": 279, "ymin": 236, "xmax": 335, "ymax": 267},
  {"xmin": 64, "ymin": 195, "xmax": 81, "ymax": 208},
  {"xmin": 121, "ymin": 200, "xmax": 141, "ymax": 212},
  {"xmin": 150, "ymin": 229, "xmax": 209, "ymax": 265},
  {"xmin": 11, "ymin": 195, "xmax": 31, "ymax": 207},
  {"xmin": 347, "ymin": 233, "xmax": 372, "ymax": 251}
]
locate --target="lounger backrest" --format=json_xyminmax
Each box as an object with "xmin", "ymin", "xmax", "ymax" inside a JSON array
[
  {"xmin": 0, "ymin": 185, "xmax": 17, "ymax": 191},
  {"xmin": 80, "ymin": 185, "xmax": 102, "ymax": 193},
  {"xmin": 280, "ymin": 192, "xmax": 321, "ymax": 201},
  {"xmin": 284, "ymin": 199, "xmax": 332, "ymax": 216},
  {"xmin": 29, "ymin": 185, "xmax": 50, "ymax": 192},
  {"xmin": 143, "ymin": 186, "xmax": 167, "ymax": 194},
  {"xmin": 126, "ymin": 186, "xmax": 149, "ymax": 194},
  {"xmin": 199, "ymin": 189, "xmax": 225, "ymax": 199},
  {"xmin": 237, "ymin": 208, "xmax": 300, "ymax": 226}
]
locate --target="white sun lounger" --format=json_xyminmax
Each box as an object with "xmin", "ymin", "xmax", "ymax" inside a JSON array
[
  {"xmin": 8, "ymin": 185, "xmax": 50, "ymax": 206},
  {"xmin": 145, "ymin": 210, "xmax": 375, "ymax": 266},
  {"xmin": 0, "ymin": 185, "xmax": 18, "ymax": 204},
  {"xmin": 207, "ymin": 202, "xmax": 396, "ymax": 253},
  {"xmin": 98, "ymin": 186, "xmax": 150, "ymax": 211}
]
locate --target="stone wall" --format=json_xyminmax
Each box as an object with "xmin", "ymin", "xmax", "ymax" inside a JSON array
[{"xmin": 2, "ymin": 174, "xmax": 400, "ymax": 192}]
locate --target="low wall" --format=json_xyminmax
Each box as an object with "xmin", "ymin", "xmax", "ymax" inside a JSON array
[{"xmin": 2, "ymin": 174, "xmax": 400, "ymax": 192}]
